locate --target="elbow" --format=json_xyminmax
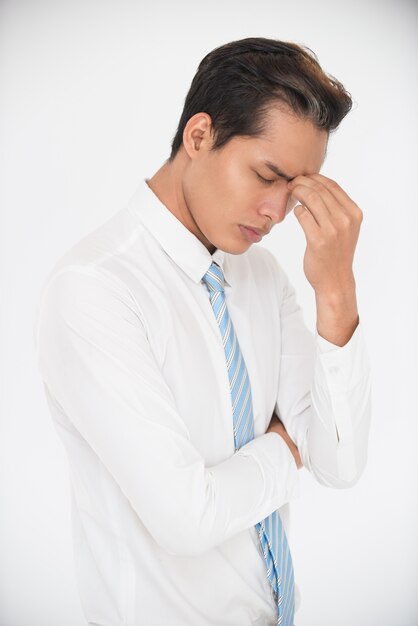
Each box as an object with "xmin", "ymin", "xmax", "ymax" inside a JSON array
[
  {"xmin": 326, "ymin": 468, "xmax": 365, "ymax": 490},
  {"xmin": 334, "ymin": 435, "xmax": 370, "ymax": 489},
  {"xmin": 311, "ymin": 466, "xmax": 365, "ymax": 490},
  {"xmin": 310, "ymin": 447, "xmax": 369, "ymax": 490},
  {"xmin": 337, "ymin": 454, "xmax": 369, "ymax": 489}
]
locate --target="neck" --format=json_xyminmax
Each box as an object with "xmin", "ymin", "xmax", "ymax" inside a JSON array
[
  {"xmin": 146, "ymin": 152, "xmax": 189, "ymax": 226},
  {"xmin": 146, "ymin": 152, "xmax": 217, "ymax": 255}
]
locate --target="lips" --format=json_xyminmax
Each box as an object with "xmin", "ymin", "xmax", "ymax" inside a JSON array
[
  {"xmin": 244, "ymin": 225, "xmax": 269, "ymax": 236},
  {"xmin": 239, "ymin": 225, "xmax": 265, "ymax": 243}
]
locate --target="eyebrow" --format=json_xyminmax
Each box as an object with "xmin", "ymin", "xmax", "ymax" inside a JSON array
[{"xmin": 263, "ymin": 160, "xmax": 295, "ymax": 182}]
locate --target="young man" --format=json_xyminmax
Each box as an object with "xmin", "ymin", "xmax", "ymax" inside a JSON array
[{"xmin": 34, "ymin": 37, "xmax": 371, "ymax": 626}]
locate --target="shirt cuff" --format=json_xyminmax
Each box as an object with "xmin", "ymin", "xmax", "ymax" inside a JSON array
[
  {"xmin": 313, "ymin": 319, "xmax": 372, "ymax": 482},
  {"xmin": 314, "ymin": 319, "xmax": 370, "ymax": 392}
]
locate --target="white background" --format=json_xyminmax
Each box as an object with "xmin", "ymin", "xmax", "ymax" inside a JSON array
[{"xmin": 1, "ymin": 0, "xmax": 417, "ymax": 625}]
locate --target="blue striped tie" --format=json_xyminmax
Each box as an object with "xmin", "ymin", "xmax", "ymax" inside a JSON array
[{"xmin": 202, "ymin": 261, "xmax": 295, "ymax": 626}]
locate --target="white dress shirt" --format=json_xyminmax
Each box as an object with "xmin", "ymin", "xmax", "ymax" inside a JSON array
[{"xmin": 34, "ymin": 178, "xmax": 372, "ymax": 626}]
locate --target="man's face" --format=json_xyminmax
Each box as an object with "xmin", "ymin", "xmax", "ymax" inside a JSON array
[{"xmin": 181, "ymin": 105, "xmax": 328, "ymax": 254}]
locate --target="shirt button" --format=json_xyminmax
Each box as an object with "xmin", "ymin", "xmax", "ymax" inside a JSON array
[{"xmin": 328, "ymin": 365, "xmax": 339, "ymax": 374}]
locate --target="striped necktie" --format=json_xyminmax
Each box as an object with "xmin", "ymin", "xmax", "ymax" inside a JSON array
[{"xmin": 202, "ymin": 261, "xmax": 295, "ymax": 626}]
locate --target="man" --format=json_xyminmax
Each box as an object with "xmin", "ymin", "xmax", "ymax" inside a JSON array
[{"xmin": 34, "ymin": 37, "xmax": 371, "ymax": 626}]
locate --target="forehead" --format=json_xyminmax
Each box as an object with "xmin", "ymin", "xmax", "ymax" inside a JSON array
[{"xmin": 231, "ymin": 105, "xmax": 328, "ymax": 176}]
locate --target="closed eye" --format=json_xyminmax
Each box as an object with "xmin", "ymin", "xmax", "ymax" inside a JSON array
[{"xmin": 256, "ymin": 172, "xmax": 277, "ymax": 185}]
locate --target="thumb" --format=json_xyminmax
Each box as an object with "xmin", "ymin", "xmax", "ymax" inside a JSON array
[
  {"xmin": 293, "ymin": 204, "xmax": 307, "ymax": 220},
  {"xmin": 293, "ymin": 203, "xmax": 317, "ymax": 240}
]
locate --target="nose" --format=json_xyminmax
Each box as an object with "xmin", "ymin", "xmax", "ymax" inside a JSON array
[{"xmin": 259, "ymin": 189, "xmax": 296, "ymax": 225}]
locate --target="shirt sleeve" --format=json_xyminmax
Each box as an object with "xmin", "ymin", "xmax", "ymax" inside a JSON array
[
  {"xmin": 34, "ymin": 266, "xmax": 299, "ymax": 558},
  {"xmin": 273, "ymin": 262, "xmax": 372, "ymax": 487}
]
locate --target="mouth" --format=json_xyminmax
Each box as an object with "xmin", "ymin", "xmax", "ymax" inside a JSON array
[{"xmin": 239, "ymin": 224, "xmax": 267, "ymax": 243}]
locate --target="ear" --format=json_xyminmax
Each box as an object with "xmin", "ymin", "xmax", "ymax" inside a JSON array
[{"xmin": 182, "ymin": 112, "xmax": 214, "ymax": 160}]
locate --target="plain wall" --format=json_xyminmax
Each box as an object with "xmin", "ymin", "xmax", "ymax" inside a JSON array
[{"xmin": 1, "ymin": 0, "xmax": 417, "ymax": 625}]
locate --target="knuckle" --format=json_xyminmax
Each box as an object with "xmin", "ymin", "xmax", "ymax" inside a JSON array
[
  {"xmin": 348, "ymin": 200, "xmax": 362, "ymax": 218},
  {"xmin": 327, "ymin": 179, "xmax": 340, "ymax": 192},
  {"xmin": 355, "ymin": 207, "xmax": 364, "ymax": 222},
  {"xmin": 329, "ymin": 225, "xmax": 339, "ymax": 239},
  {"xmin": 324, "ymin": 221, "xmax": 338, "ymax": 236},
  {"xmin": 306, "ymin": 189, "xmax": 319, "ymax": 203},
  {"xmin": 312, "ymin": 234, "xmax": 328, "ymax": 250},
  {"xmin": 339, "ymin": 214, "xmax": 352, "ymax": 229},
  {"xmin": 311, "ymin": 181, "xmax": 323, "ymax": 193}
]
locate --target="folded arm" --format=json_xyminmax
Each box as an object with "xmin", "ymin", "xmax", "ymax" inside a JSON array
[
  {"xmin": 272, "ymin": 263, "xmax": 372, "ymax": 488},
  {"xmin": 34, "ymin": 267, "xmax": 300, "ymax": 557}
]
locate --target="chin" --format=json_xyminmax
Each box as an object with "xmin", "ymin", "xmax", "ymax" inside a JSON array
[{"xmin": 214, "ymin": 237, "xmax": 251, "ymax": 255}]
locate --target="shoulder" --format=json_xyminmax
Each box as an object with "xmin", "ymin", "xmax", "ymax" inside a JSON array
[
  {"xmin": 34, "ymin": 221, "xmax": 144, "ymax": 355},
  {"xmin": 43, "ymin": 207, "xmax": 144, "ymax": 280},
  {"xmin": 37, "ymin": 207, "xmax": 146, "ymax": 317}
]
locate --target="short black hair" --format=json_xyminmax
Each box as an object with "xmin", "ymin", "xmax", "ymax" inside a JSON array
[{"xmin": 168, "ymin": 37, "xmax": 352, "ymax": 161}]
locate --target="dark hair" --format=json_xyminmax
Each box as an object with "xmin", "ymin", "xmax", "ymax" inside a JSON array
[{"xmin": 168, "ymin": 37, "xmax": 352, "ymax": 161}]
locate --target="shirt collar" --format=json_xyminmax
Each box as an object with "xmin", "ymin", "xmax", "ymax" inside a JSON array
[{"xmin": 127, "ymin": 178, "xmax": 232, "ymax": 287}]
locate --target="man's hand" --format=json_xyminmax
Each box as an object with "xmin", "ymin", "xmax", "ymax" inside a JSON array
[
  {"xmin": 267, "ymin": 413, "xmax": 303, "ymax": 469},
  {"xmin": 288, "ymin": 173, "xmax": 362, "ymax": 346}
]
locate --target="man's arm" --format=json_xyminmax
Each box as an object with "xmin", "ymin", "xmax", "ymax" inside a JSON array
[
  {"xmin": 289, "ymin": 171, "xmax": 363, "ymax": 348},
  {"xmin": 273, "ymin": 265, "xmax": 371, "ymax": 487},
  {"xmin": 272, "ymin": 172, "xmax": 372, "ymax": 486},
  {"xmin": 34, "ymin": 266, "xmax": 299, "ymax": 558}
]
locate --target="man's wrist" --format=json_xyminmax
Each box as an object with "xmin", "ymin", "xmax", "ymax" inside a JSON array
[{"xmin": 315, "ymin": 287, "xmax": 359, "ymax": 347}]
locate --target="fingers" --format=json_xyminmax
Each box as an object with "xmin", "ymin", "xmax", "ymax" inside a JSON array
[
  {"xmin": 293, "ymin": 203, "xmax": 318, "ymax": 241},
  {"xmin": 291, "ymin": 184, "xmax": 331, "ymax": 227},
  {"xmin": 308, "ymin": 173, "xmax": 360, "ymax": 212},
  {"xmin": 288, "ymin": 173, "xmax": 363, "ymax": 225},
  {"xmin": 288, "ymin": 175, "xmax": 340, "ymax": 227}
]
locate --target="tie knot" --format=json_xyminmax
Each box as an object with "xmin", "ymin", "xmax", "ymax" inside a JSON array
[{"xmin": 202, "ymin": 261, "xmax": 225, "ymax": 293}]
